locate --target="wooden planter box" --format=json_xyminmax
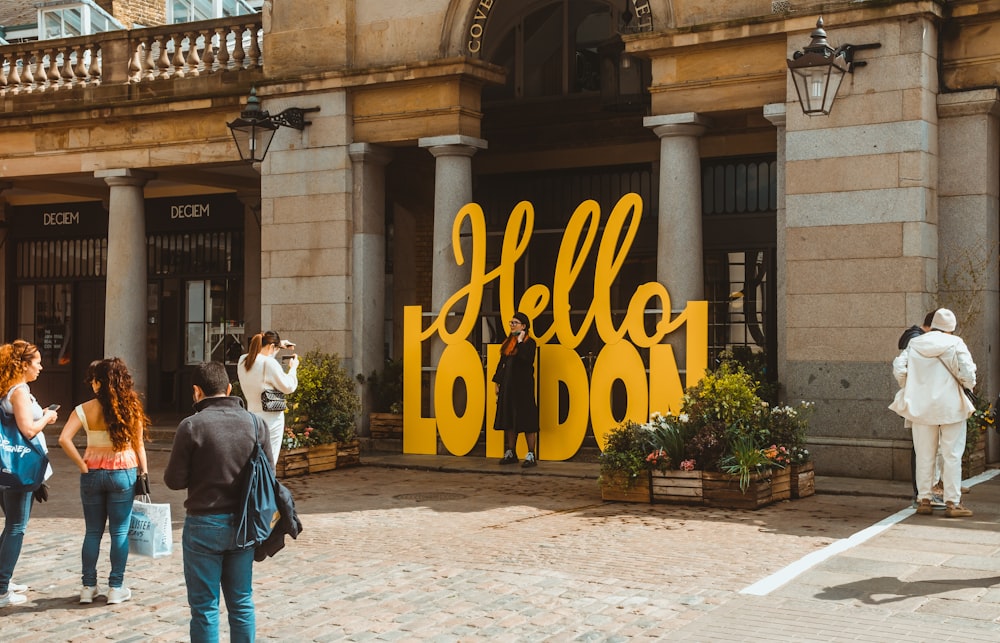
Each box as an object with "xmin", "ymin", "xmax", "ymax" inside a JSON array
[
  {"xmin": 276, "ymin": 447, "xmax": 309, "ymax": 479},
  {"xmin": 336, "ymin": 438, "xmax": 361, "ymax": 469},
  {"xmin": 369, "ymin": 413, "xmax": 403, "ymax": 438},
  {"xmin": 790, "ymin": 462, "xmax": 815, "ymax": 499},
  {"xmin": 307, "ymin": 442, "xmax": 339, "ymax": 473},
  {"xmin": 770, "ymin": 467, "xmax": 791, "ymax": 502},
  {"xmin": 651, "ymin": 470, "xmax": 703, "ymax": 505},
  {"xmin": 702, "ymin": 470, "xmax": 778, "ymax": 510},
  {"xmin": 600, "ymin": 472, "xmax": 652, "ymax": 503}
]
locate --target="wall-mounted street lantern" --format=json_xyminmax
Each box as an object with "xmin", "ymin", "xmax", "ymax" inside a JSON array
[
  {"xmin": 786, "ymin": 17, "xmax": 881, "ymax": 116},
  {"xmin": 227, "ymin": 87, "xmax": 320, "ymax": 163}
]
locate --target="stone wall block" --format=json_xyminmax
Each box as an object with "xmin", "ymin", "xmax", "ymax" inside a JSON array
[
  {"xmin": 261, "ymin": 221, "xmax": 350, "ymax": 251},
  {"xmin": 787, "ymin": 293, "xmax": 905, "ymax": 328},
  {"xmin": 269, "ymin": 248, "xmax": 350, "ymax": 278},
  {"xmin": 786, "ymin": 187, "xmax": 932, "ymax": 226},
  {"xmin": 787, "ymin": 257, "xmax": 927, "ymax": 294},
  {"xmin": 263, "ymin": 275, "xmax": 348, "ymax": 305},
  {"xmin": 784, "ymin": 223, "xmax": 901, "ymax": 261},
  {"xmin": 268, "ymin": 194, "xmax": 351, "ymax": 226},
  {"xmin": 786, "ymin": 154, "xmax": 900, "ymax": 194},
  {"xmin": 786, "ymin": 326, "xmax": 904, "ymax": 363}
]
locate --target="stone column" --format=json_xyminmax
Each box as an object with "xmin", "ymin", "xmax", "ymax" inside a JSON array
[
  {"xmin": 763, "ymin": 103, "xmax": 787, "ymax": 397},
  {"xmin": 348, "ymin": 142, "xmax": 393, "ymax": 432},
  {"xmin": 418, "ymin": 135, "xmax": 488, "ymax": 337},
  {"xmin": 0, "ymin": 183, "xmax": 10, "ymax": 340},
  {"xmin": 643, "ymin": 113, "xmax": 709, "ymax": 374},
  {"xmin": 96, "ymin": 169, "xmax": 153, "ymax": 396},
  {"xmin": 937, "ymin": 89, "xmax": 1000, "ymax": 462}
]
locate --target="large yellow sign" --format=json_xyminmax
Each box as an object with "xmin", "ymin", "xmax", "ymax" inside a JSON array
[{"xmin": 402, "ymin": 193, "xmax": 707, "ymax": 459}]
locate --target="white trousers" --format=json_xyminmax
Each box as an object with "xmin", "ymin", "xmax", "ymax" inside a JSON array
[{"xmin": 911, "ymin": 421, "xmax": 966, "ymax": 504}]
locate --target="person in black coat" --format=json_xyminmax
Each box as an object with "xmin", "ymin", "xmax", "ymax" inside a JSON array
[
  {"xmin": 492, "ymin": 312, "xmax": 540, "ymax": 467},
  {"xmin": 897, "ymin": 310, "xmax": 936, "ymax": 504}
]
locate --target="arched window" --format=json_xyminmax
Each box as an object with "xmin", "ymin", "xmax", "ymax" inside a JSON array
[{"xmin": 482, "ymin": 0, "xmax": 648, "ymax": 107}]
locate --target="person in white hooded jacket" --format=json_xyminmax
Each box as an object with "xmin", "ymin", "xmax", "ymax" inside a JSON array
[{"xmin": 889, "ymin": 308, "xmax": 976, "ymax": 517}]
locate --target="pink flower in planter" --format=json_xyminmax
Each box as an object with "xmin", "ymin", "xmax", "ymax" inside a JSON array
[{"xmin": 679, "ymin": 459, "xmax": 696, "ymax": 471}]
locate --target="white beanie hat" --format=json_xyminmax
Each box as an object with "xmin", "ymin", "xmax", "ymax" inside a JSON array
[{"xmin": 931, "ymin": 308, "xmax": 957, "ymax": 332}]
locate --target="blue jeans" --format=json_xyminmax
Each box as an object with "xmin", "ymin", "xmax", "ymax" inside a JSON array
[
  {"xmin": 0, "ymin": 489, "xmax": 34, "ymax": 594},
  {"xmin": 80, "ymin": 467, "xmax": 137, "ymax": 588},
  {"xmin": 182, "ymin": 514, "xmax": 256, "ymax": 643}
]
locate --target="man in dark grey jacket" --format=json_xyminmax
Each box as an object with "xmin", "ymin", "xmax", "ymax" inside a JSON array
[{"xmin": 165, "ymin": 361, "xmax": 272, "ymax": 643}]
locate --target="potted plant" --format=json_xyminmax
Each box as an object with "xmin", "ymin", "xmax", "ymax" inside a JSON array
[
  {"xmin": 598, "ymin": 421, "xmax": 655, "ymax": 502},
  {"xmin": 963, "ymin": 393, "xmax": 992, "ymax": 478},
  {"xmin": 286, "ymin": 350, "xmax": 361, "ymax": 473},
  {"xmin": 358, "ymin": 359, "xmax": 403, "ymax": 439},
  {"xmin": 645, "ymin": 412, "xmax": 703, "ymax": 504}
]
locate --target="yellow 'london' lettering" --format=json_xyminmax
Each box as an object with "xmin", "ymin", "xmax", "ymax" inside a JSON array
[{"xmin": 402, "ymin": 193, "xmax": 708, "ymax": 459}]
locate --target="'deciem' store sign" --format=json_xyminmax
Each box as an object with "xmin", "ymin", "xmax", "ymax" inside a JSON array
[{"xmin": 402, "ymin": 193, "xmax": 707, "ymax": 460}]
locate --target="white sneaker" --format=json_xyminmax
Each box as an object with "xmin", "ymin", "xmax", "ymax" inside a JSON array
[
  {"xmin": 8, "ymin": 582, "xmax": 27, "ymax": 593},
  {"xmin": 80, "ymin": 585, "xmax": 103, "ymax": 604},
  {"xmin": 0, "ymin": 591, "xmax": 27, "ymax": 607},
  {"xmin": 106, "ymin": 586, "xmax": 132, "ymax": 605}
]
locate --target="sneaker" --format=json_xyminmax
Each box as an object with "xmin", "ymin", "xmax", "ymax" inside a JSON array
[
  {"xmin": 80, "ymin": 585, "xmax": 103, "ymax": 604},
  {"xmin": 499, "ymin": 450, "xmax": 518, "ymax": 465},
  {"xmin": 930, "ymin": 494, "xmax": 946, "ymax": 508},
  {"xmin": 945, "ymin": 502, "xmax": 973, "ymax": 518},
  {"xmin": 0, "ymin": 591, "xmax": 27, "ymax": 607},
  {"xmin": 915, "ymin": 498, "xmax": 933, "ymax": 515},
  {"xmin": 8, "ymin": 583, "xmax": 27, "ymax": 593},
  {"xmin": 961, "ymin": 486, "xmax": 970, "ymax": 494},
  {"xmin": 106, "ymin": 586, "xmax": 132, "ymax": 605},
  {"xmin": 522, "ymin": 452, "xmax": 537, "ymax": 468}
]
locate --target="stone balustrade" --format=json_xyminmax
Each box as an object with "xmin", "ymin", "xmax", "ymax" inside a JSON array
[{"xmin": 0, "ymin": 14, "xmax": 262, "ymax": 97}]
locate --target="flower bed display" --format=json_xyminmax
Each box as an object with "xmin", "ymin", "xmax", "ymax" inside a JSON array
[{"xmin": 597, "ymin": 356, "xmax": 815, "ymax": 510}]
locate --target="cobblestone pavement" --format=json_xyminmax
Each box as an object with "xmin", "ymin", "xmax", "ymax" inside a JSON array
[{"xmin": 2, "ymin": 447, "xmax": 998, "ymax": 641}]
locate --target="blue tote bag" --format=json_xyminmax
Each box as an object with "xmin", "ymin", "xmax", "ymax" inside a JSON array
[
  {"xmin": 233, "ymin": 413, "xmax": 280, "ymax": 549},
  {"xmin": 0, "ymin": 409, "xmax": 49, "ymax": 491}
]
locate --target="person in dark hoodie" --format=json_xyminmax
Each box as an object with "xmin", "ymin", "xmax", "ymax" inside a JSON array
[
  {"xmin": 897, "ymin": 310, "xmax": 936, "ymax": 505},
  {"xmin": 164, "ymin": 361, "xmax": 269, "ymax": 643},
  {"xmin": 889, "ymin": 308, "xmax": 977, "ymax": 518}
]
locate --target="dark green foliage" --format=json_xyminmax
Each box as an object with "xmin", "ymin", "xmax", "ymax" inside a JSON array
[{"xmin": 287, "ymin": 350, "xmax": 360, "ymax": 444}]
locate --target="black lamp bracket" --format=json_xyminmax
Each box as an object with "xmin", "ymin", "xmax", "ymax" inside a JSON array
[
  {"xmin": 837, "ymin": 42, "xmax": 881, "ymax": 72},
  {"xmin": 270, "ymin": 107, "xmax": 321, "ymax": 130}
]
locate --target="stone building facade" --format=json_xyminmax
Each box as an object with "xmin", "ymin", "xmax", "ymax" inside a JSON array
[{"xmin": 1, "ymin": 0, "xmax": 998, "ymax": 478}]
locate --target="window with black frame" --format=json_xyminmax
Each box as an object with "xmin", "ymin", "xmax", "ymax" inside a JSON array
[{"xmin": 701, "ymin": 157, "xmax": 778, "ymax": 391}]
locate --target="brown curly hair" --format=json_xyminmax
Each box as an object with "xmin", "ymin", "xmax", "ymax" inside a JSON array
[
  {"xmin": 86, "ymin": 358, "xmax": 150, "ymax": 452},
  {"xmin": 0, "ymin": 340, "xmax": 40, "ymax": 395}
]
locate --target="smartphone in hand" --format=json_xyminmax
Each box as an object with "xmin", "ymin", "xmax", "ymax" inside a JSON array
[{"xmin": 47, "ymin": 403, "xmax": 60, "ymax": 411}]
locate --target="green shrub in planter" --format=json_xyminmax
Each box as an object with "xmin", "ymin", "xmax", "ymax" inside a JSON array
[{"xmin": 286, "ymin": 350, "xmax": 360, "ymax": 445}]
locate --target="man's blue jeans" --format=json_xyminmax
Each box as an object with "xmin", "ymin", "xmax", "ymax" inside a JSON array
[
  {"xmin": 80, "ymin": 467, "xmax": 136, "ymax": 588},
  {"xmin": 0, "ymin": 489, "xmax": 34, "ymax": 594},
  {"xmin": 183, "ymin": 513, "xmax": 256, "ymax": 643}
]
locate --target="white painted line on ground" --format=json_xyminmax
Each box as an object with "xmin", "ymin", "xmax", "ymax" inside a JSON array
[{"xmin": 739, "ymin": 468, "xmax": 1000, "ymax": 596}]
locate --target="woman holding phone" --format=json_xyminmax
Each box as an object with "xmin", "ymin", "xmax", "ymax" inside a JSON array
[
  {"xmin": 58, "ymin": 358, "xmax": 149, "ymax": 605},
  {"xmin": 0, "ymin": 340, "xmax": 58, "ymax": 607},
  {"xmin": 492, "ymin": 312, "xmax": 540, "ymax": 467},
  {"xmin": 238, "ymin": 331, "xmax": 299, "ymax": 465}
]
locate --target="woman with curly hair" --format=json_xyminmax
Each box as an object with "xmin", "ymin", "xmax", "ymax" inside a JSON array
[
  {"xmin": 0, "ymin": 340, "xmax": 59, "ymax": 607},
  {"xmin": 59, "ymin": 358, "xmax": 148, "ymax": 605}
]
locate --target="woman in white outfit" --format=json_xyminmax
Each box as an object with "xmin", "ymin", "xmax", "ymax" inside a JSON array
[{"xmin": 237, "ymin": 331, "xmax": 298, "ymax": 465}]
